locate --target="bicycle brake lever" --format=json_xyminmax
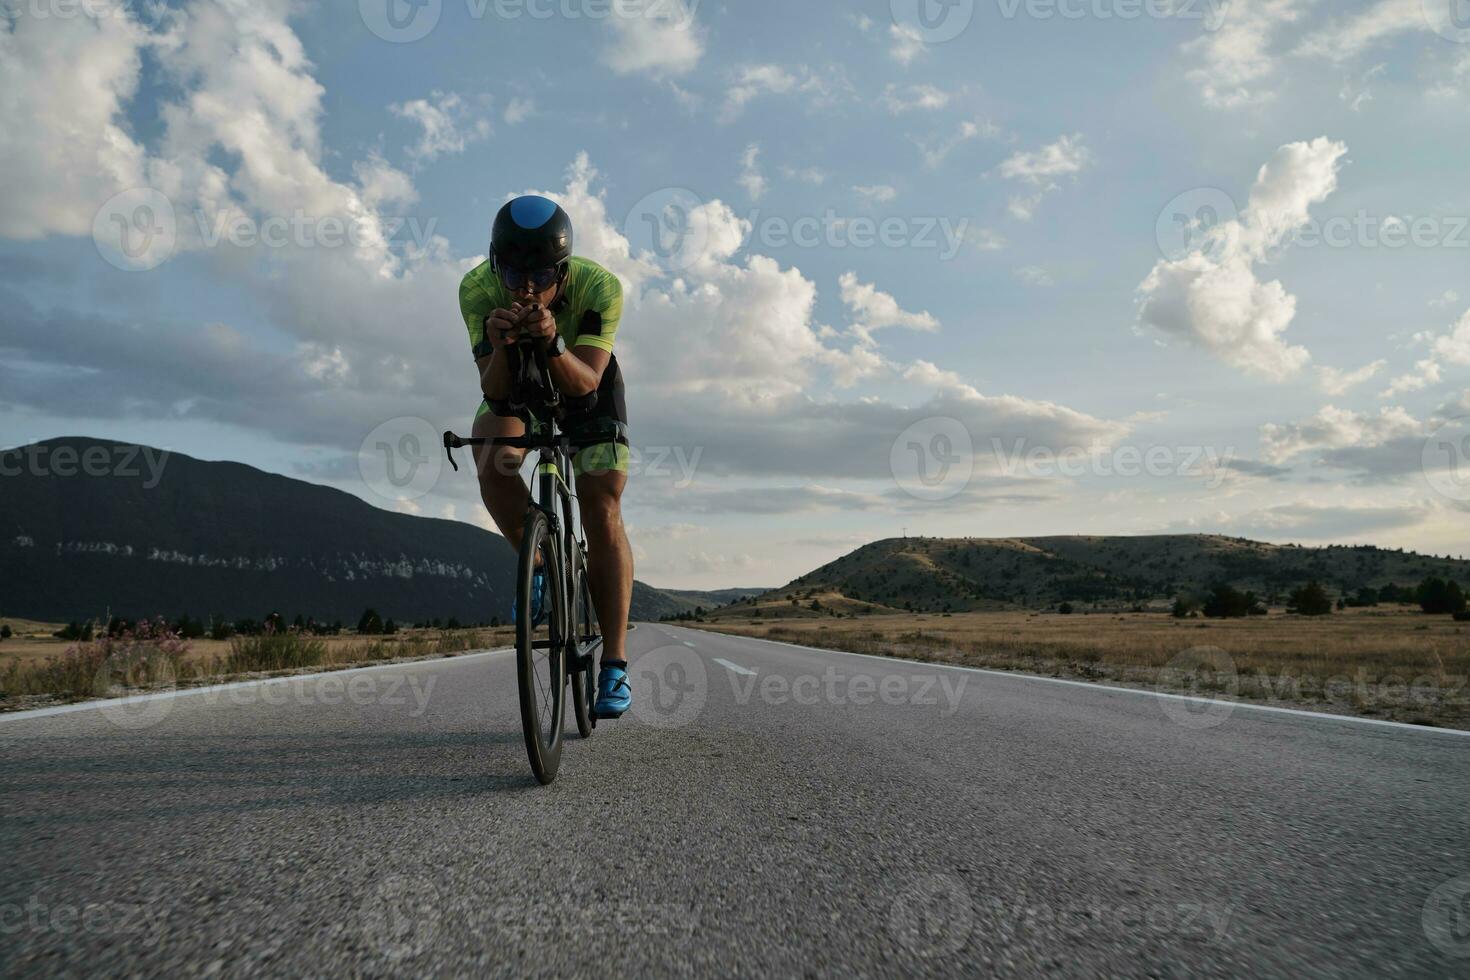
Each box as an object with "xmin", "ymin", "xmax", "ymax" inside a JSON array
[{"xmin": 442, "ymin": 431, "xmax": 461, "ymax": 472}]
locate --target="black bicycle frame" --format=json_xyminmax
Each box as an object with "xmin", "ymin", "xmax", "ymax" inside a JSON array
[{"xmin": 442, "ymin": 339, "xmax": 588, "ymax": 614}]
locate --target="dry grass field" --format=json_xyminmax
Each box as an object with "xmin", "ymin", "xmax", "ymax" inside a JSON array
[
  {"xmin": 0, "ymin": 623, "xmax": 514, "ymax": 669},
  {"xmin": 686, "ymin": 606, "xmax": 1470, "ymax": 731},
  {"xmin": 0, "ymin": 619, "xmax": 516, "ymax": 711}
]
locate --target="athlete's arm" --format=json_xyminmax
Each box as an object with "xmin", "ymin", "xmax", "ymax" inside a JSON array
[
  {"xmin": 517, "ymin": 303, "xmax": 607, "ymax": 398},
  {"xmin": 477, "ymin": 309, "xmax": 520, "ymax": 403}
]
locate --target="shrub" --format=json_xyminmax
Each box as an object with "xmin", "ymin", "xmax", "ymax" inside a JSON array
[
  {"xmin": 1418, "ymin": 578, "xmax": 1467, "ymax": 615},
  {"xmin": 0, "ymin": 624, "xmax": 10, "ymax": 641},
  {"xmin": 223, "ymin": 629, "xmax": 326, "ymax": 673},
  {"xmin": 1058, "ymin": 602, "xmax": 1075, "ymax": 615},
  {"xmin": 1172, "ymin": 595, "xmax": 1200, "ymax": 619},
  {"xmin": 1455, "ymin": 611, "xmax": 1470, "ymax": 623},
  {"xmin": 4, "ymin": 619, "xmax": 187, "ymax": 700},
  {"xmin": 1288, "ymin": 582, "xmax": 1333, "ymax": 617},
  {"xmin": 174, "ymin": 614, "xmax": 206, "ymax": 640},
  {"xmin": 357, "ymin": 608, "xmax": 385, "ymax": 635},
  {"xmin": 1202, "ymin": 584, "xmax": 1263, "ymax": 619},
  {"xmin": 54, "ymin": 621, "xmax": 94, "ymax": 642}
]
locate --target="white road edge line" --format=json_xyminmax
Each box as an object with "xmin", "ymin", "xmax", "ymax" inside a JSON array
[
  {"xmin": 0, "ymin": 647, "xmax": 515, "ymax": 725},
  {"xmin": 665, "ymin": 626, "xmax": 1470, "ymax": 740},
  {"xmin": 713, "ymin": 658, "xmax": 757, "ymax": 676}
]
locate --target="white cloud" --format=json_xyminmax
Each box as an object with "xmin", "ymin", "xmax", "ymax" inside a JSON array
[
  {"xmin": 917, "ymin": 118, "xmax": 998, "ymax": 169},
  {"xmin": 882, "ymin": 83, "xmax": 950, "ymax": 113},
  {"xmin": 1382, "ymin": 309, "xmax": 1470, "ymax": 397},
  {"xmin": 1014, "ymin": 266, "xmax": 1054, "ymax": 287},
  {"xmin": 391, "ymin": 92, "xmax": 490, "ymax": 164},
  {"xmin": 353, "ymin": 154, "xmax": 418, "ymax": 210},
  {"xmin": 738, "ymin": 144, "xmax": 767, "ymax": 202},
  {"xmin": 1338, "ymin": 62, "xmax": 1387, "ymax": 112},
  {"xmin": 602, "ymin": 0, "xmax": 705, "ymax": 78},
  {"xmin": 503, "ymin": 97, "xmax": 534, "ymax": 124},
  {"xmin": 1428, "ymin": 48, "xmax": 1470, "ymax": 100},
  {"xmin": 1432, "ymin": 310, "xmax": 1470, "ymax": 367},
  {"xmin": 720, "ymin": 64, "xmax": 838, "ymax": 122},
  {"xmin": 853, "ymin": 184, "xmax": 897, "ymax": 204},
  {"xmin": 1260, "ymin": 404, "xmax": 1427, "ymax": 464},
  {"xmin": 968, "ymin": 228, "xmax": 1007, "ymax": 252},
  {"xmin": 0, "ymin": 6, "xmax": 149, "ymax": 238},
  {"xmin": 998, "ymin": 133, "xmax": 1092, "ymax": 183},
  {"xmin": 1296, "ymin": 0, "xmax": 1426, "ymax": 62},
  {"xmin": 0, "ymin": 6, "xmax": 1131, "ymax": 524},
  {"xmin": 1137, "ymin": 137, "xmax": 1348, "ymax": 381},
  {"xmin": 996, "ymin": 134, "xmax": 1091, "ymax": 220},
  {"xmin": 780, "ymin": 165, "xmax": 827, "ymax": 186},
  {"xmin": 1316, "ymin": 360, "xmax": 1386, "ymax": 395},
  {"xmin": 890, "ymin": 24, "xmax": 926, "ymax": 65},
  {"xmin": 839, "ymin": 272, "xmax": 940, "ymax": 339},
  {"xmin": 1182, "ymin": 0, "xmax": 1302, "ymax": 109}
]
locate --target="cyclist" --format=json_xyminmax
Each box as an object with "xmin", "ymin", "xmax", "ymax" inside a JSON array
[{"xmin": 459, "ymin": 196, "xmax": 634, "ymax": 719}]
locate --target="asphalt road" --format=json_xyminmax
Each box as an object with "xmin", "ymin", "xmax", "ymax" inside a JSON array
[{"xmin": 2, "ymin": 623, "xmax": 1468, "ymax": 978}]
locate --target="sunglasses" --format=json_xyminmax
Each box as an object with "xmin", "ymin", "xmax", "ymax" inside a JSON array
[{"xmin": 497, "ymin": 263, "xmax": 562, "ymax": 292}]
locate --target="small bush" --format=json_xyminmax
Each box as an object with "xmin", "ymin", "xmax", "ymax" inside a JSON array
[
  {"xmin": 54, "ymin": 621, "xmax": 94, "ymax": 642},
  {"xmin": 1288, "ymin": 582, "xmax": 1333, "ymax": 617},
  {"xmin": 3, "ymin": 619, "xmax": 187, "ymax": 700},
  {"xmin": 0, "ymin": 624, "xmax": 10, "ymax": 641},
  {"xmin": 224, "ymin": 629, "xmax": 326, "ymax": 673},
  {"xmin": 1455, "ymin": 611, "xmax": 1470, "ymax": 623},
  {"xmin": 1058, "ymin": 603, "xmax": 1075, "ymax": 615}
]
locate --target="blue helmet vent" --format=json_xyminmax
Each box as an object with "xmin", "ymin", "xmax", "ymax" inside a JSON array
[{"xmin": 510, "ymin": 196, "xmax": 559, "ymax": 230}]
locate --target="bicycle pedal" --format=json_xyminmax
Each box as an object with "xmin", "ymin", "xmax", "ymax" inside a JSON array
[{"xmin": 591, "ymin": 709, "xmax": 624, "ymax": 721}]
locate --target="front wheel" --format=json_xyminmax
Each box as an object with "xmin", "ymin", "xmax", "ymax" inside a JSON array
[
  {"xmin": 569, "ymin": 548, "xmax": 600, "ymax": 739},
  {"xmin": 517, "ymin": 509, "xmax": 566, "ymax": 785}
]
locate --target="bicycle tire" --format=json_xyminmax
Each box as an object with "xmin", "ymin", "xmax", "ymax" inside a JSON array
[
  {"xmin": 517, "ymin": 509, "xmax": 566, "ymax": 784},
  {"xmin": 569, "ymin": 549, "xmax": 600, "ymax": 739}
]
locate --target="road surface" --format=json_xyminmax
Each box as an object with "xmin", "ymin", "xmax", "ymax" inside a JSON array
[{"xmin": 2, "ymin": 623, "xmax": 1468, "ymax": 978}]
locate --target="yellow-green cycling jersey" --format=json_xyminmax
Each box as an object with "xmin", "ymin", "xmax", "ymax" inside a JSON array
[
  {"xmin": 459, "ymin": 255, "xmax": 630, "ymax": 478},
  {"xmin": 460, "ymin": 255, "xmax": 623, "ymax": 359}
]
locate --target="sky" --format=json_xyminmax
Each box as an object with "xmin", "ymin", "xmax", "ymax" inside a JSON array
[{"xmin": 2, "ymin": 0, "xmax": 1469, "ymax": 590}]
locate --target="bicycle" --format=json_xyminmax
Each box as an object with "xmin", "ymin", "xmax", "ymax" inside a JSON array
[{"xmin": 443, "ymin": 338, "xmax": 603, "ymax": 785}]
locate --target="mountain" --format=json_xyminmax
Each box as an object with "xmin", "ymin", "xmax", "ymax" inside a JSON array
[
  {"xmin": 659, "ymin": 587, "xmax": 772, "ymax": 610},
  {"xmin": 708, "ymin": 535, "xmax": 1470, "ymax": 617},
  {"xmin": 0, "ymin": 437, "xmax": 681, "ymax": 624}
]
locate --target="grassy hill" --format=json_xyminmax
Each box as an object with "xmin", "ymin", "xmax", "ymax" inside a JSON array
[
  {"xmin": 705, "ymin": 535, "xmax": 1470, "ymax": 619},
  {"xmin": 0, "ymin": 437, "xmax": 691, "ymax": 625}
]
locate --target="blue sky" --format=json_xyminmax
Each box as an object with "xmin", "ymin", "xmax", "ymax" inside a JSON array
[{"xmin": 2, "ymin": 0, "xmax": 1469, "ymax": 589}]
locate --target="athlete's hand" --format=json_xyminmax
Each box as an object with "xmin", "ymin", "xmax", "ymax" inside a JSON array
[
  {"xmin": 485, "ymin": 309, "xmax": 519, "ymax": 348},
  {"xmin": 515, "ymin": 303, "xmax": 557, "ymax": 346}
]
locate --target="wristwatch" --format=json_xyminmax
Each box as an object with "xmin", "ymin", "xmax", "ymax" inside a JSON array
[{"xmin": 546, "ymin": 335, "xmax": 567, "ymax": 358}]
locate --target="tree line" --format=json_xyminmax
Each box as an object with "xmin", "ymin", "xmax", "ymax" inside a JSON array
[
  {"xmin": 1172, "ymin": 576, "xmax": 1468, "ymax": 620},
  {"xmin": 48, "ymin": 609, "xmax": 504, "ymax": 642}
]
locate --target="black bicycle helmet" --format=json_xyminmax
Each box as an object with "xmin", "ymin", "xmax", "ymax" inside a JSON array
[{"xmin": 490, "ymin": 195, "xmax": 573, "ymax": 271}]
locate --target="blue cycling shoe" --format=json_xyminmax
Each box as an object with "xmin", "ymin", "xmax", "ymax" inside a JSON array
[
  {"xmin": 512, "ymin": 569, "xmax": 547, "ymax": 626},
  {"xmin": 593, "ymin": 661, "xmax": 632, "ymax": 719}
]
